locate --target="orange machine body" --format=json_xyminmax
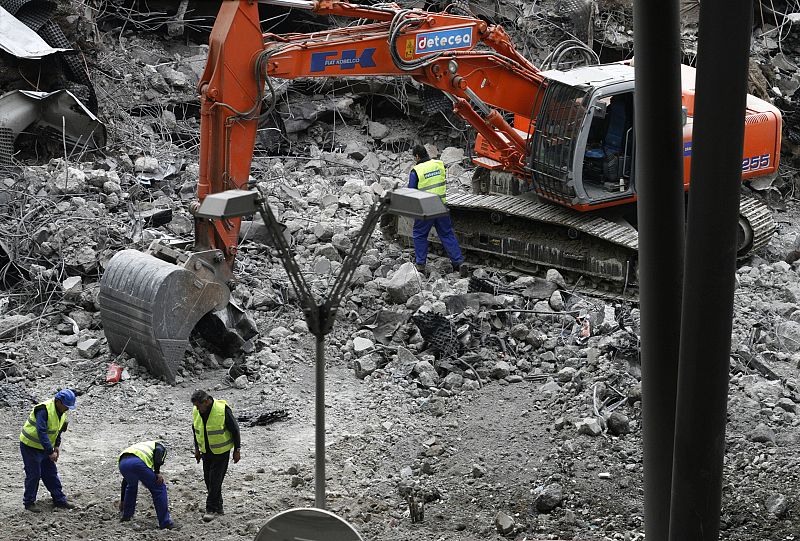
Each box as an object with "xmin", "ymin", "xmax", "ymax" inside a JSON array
[{"xmin": 196, "ymin": 0, "xmax": 782, "ymax": 263}]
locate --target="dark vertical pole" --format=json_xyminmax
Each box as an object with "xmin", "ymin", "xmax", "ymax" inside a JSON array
[
  {"xmin": 315, "ymin": 333, "xmax": 326, "ymax": 509},
  {"xmin": 669, "ymin": 1, "xmax": 753, "ymax": 539},
  {"xmin": 632, "ymin": 0, "xmax": 685, "ymax": 538}
]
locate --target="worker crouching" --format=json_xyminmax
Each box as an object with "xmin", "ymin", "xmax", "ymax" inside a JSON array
[{"xmin": 118, "ymin": 441, "xmax": 179, "ymax": 530}]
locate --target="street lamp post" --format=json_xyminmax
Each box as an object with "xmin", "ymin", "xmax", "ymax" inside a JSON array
[{"xmin": 196, "ymin": 187, "xmax": 448, "ymax": 509}]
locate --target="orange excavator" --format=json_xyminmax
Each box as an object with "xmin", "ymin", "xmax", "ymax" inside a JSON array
[{"xmin": 98, "ymin": 0, "xmax": 782, "ymax": 382}]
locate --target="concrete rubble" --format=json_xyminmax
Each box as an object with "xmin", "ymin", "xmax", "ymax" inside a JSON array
[{"xmin": 0, "ymin": 0, "xmax": 799, "ymax": 540}]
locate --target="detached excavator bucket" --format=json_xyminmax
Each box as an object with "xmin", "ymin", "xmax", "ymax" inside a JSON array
[{"xmin": 98, "ymin": 242, "xmax": 255, "ymax": 383}]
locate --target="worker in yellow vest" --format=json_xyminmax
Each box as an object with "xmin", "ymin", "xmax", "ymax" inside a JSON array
[
  {"xmin": 118, "ymin": 441, "xmax": 179, "ymax": 530},
  {"xmin": 191, "ymin": 389, "xmax": 241, "ymax": 522},
  {"xmin": 409, "ymin": 144, "xmax": 464, "ymax": 273},
  {"xmin": 19, "ymin": 389, "xmax": 77, "ymax": 512}
]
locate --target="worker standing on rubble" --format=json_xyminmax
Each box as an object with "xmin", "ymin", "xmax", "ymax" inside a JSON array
[
  {"xmin": 118, "ymin": 440, "xmax": 179, "ymax": 530},
  {"xmin": 191, "ymin": 389, "xmax": 241, "ymax": 522},
  {"xmin": 19, "ymin": 389, "xmax": 78, "ymax": 512},
  {"xmin": 409, "ymin": 144, "xmax": 464, "ymax": 273}
]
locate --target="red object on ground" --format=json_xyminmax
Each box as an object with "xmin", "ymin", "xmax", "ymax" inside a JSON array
[{"xmin": 106, "ymin": 363, "xmax": 122, "ymax": 383}]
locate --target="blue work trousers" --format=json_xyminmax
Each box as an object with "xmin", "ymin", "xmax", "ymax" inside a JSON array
[
  {"xmin": 412, "ymin": 215, "xmax": 463, "ymax": 265},
  {"xmin": 20, "ymin": 442, "xmax": 67, "ymax": 506},
  {"xmin": 119, "ymin": 455, "xmax": 172, "ymax": 528}
]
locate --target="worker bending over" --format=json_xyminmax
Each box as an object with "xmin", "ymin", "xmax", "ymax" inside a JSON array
[
  {"xmin": 118, "ymin": 440, "xmax": 178, "ymax": 529},
  {"xmin": 191, "ymin": 389, "xmax": 241, "ymax": 522},
  {"xmin": 19, "ymin": 389, "xmax": 78, "ymax": 512},
  {"xmin": 409, "ymin": 144, "xmax": 464, "ymax": 273}
]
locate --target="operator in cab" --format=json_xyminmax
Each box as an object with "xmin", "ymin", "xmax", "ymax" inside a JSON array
[{"xmin": 409, "ymin": 144, "xmax": 464, "ymax": 273}]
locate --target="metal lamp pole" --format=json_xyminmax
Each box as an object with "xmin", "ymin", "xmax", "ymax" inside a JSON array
[
  {"xmin": 254, "ymin": 195, "xmax": 390, "ymax": 508},
  {"xmin": 195, "ymin": 188, "xmax": 447, "ymax": 510}
]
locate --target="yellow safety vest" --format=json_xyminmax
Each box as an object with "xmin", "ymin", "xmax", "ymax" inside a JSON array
[
  {"xmin": 193, "ymin": 399, "xmax": 234, "ymax": 454},
  {"xmin": 413, "ymin": 159, "xmax": 447, "ymax": 204},
  {"xmin": 19, "ymin": 400, "xmax": 68, "ymax": 450},
  {"xmin": 119, "ymin": 441, "xmax": 158, "ymax": 470}
]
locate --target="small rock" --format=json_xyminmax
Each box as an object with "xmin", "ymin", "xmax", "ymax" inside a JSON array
[
  {"xmin": 233, "ymin": 375, "xmax": 249, "ymax": 389},
  {"xmin": 748, "ymin": 423, "xmax": 776, "ymax": 444},
  {"xmin": 443, "ymin": 372, "xmax": 464, "ymax": 389},
  {"xmin": 440, "ymin": 147, "xmax": 465, "ymax": 166},
  {"xmin": 549, "ymin": 290, "xmax": 565, "ymax": 311},
  {"xmin": 60, "ymin": 334, "xmax": 80, "ymax": 346},
  {"xmin": 545, "ymin": 268, "xmax": 567, "ymax": 288},
  {"xmin": 490, "ymin": 361, "xmax": 511, "ymax": 380},
  {"xmin": 606, "ymin": 411, "xmax": 630, "ymax": 436},
  {"xmin": 368, "ymin": 121, "xmax": 390, "ymax": 139},
  {"xmin": 76, "ymin": 338, "xmax": 102, "ymax": 359},
  {"xmin": 471, "ymin": 464, "xmax": 486, "ymax": 478},
  {"xmin": 62, "ymin": 276, "xmax": 83, "ymax": 297},
  {"xmin": 354, "ymin": 356, "xmax": 377, "ymax": 379},
  {"xmin": 268, "ymin": 326, "xmax": 292, "ymax": 340},
  {"xmin": 777, "ymin": 397, "xmax": 797, "ymax": 413},
  {"xmin": 576, "ymin": 417, "xmax": 602, "ymax": 437},
  {"xmin": 494, "ymin": 511, "xmax": 515, "ymax": 535},
  {"xmin": 134, "ymin": 156, "xmax": 159, "ymax": 174},
  {"xmin": 557, "ymin": 366, "xmax": 577, "ymax": 383},
  {"xmin": 353, "ymin": 337, "xmax": 374, "ymax": 356},
  {"xmin": 535, "ymin": 483, "xmax": 564, "ymax": 512},
  {"xmin": 766, "ymin": 493, "xmax": 789, "ymax": 518},
  {"xmin": 360, "ymin": 152, "xmax": 381, "ymax": 172}
]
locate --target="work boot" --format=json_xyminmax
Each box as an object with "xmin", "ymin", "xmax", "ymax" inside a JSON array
[
  {"xmin": 54, "ymin": 501, "xmax": 76, "ymax": 510},
  {"xmin": 24, "ymin": 503, "xmax": 41, "ymax": 513},
  {"xmin": 119, "ymin": 516, "xmax": 131, "ymax": 522},
  {"xmin": 202, "ymin": 513, "xmax": 217, "ymax": 522},
  {"xmin": 415, "ymin": 263, "xmax": 426, "ymax": 274},
  {"xmin": 161, "ymin": 522, "xmax": 181, "ymax": 530},
  {"xmin": 451, "ymin": 261, "xmax": 462, "ymax": 272}
]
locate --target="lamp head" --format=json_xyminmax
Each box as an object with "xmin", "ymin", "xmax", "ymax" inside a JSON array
[
  {"xmin": 194, "ymin": 190, "xmax": 259, "ymax": 219},
  {"xmin": 385, "ymin": 188, "xmax": 448, "ymax": 220}
]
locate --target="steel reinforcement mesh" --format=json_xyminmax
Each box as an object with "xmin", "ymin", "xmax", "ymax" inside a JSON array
[
  {"xmin": 0, "ymin": 127, "xmax": 14, "ymax": 166},
  {"xmin": 411, "ymin": 312, "xmax": 461, "ymax": 359}
]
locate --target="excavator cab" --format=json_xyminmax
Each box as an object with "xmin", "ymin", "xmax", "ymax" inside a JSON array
[{"xmin": 530, "ymin": 65, "xmax": 637, "ymax": 209}]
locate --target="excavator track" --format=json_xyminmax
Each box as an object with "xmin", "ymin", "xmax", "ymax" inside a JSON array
[
  {"xmin": 738, "ymin": 195, "xmax": 775, "ymax": 256},
  {"xmin": 392, "ymin": 192, "xmax": 775, "ymax": 293},
  {"xmin": 447, "ymin": 193, "xmax": 638, "ymax": 283}
]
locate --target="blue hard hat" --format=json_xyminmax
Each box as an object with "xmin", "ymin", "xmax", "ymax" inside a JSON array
[{"xmin": 55, "ymin": 389, "xmax": 76, "ymax": 410}]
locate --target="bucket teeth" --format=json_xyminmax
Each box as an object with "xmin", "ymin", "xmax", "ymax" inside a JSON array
[{"xmin": 98, "ymin": 249, "xmax": 230, "ymax": 383}]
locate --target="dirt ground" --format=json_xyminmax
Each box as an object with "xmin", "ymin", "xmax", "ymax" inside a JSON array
[{"xmin": 2, "ymin": 235, "xmax": 799, "ymax": 541}]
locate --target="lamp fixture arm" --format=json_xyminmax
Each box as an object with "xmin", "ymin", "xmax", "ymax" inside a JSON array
[
  {"xmin": 320, "ymin": 197, "xmax": 390, "ymax": 335},
  {"xmin": 255, "ymin": 198, "xmax": 320, "ymax": 331}
]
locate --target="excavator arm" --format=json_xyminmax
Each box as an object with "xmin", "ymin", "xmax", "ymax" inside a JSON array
[
  {"xmin": 98, "ymin": 0, "xmax": 547, "ymax": 383},
  {"xmin": 196, "ymin": 0, "xmax": 548, "ymax": 262},
  {"xmin": 98, "ymin": 0, "xmax": 782, "ymax": 385}
]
